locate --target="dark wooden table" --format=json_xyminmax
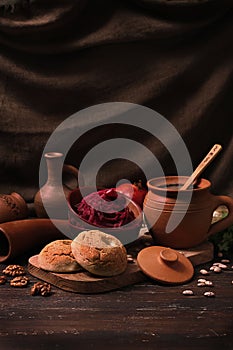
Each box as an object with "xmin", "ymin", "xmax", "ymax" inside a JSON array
[{"xmin": 0, "ymin": 251, "xmax": 232, "ymax": 350}]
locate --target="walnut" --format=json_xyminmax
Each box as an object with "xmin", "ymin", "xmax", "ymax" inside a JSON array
[
  {"xmin": 0, "ymin": 275, "xmax": 7, "ymax": 285},
  {"xmin": 30, "ymin": 282, "xmax": 51, "ymax": 297},
  {"xmin": 3, "ymin": 264, "xmax": 25, "ymax": 277},
  {"xmin": 10, "ymin": 276, "xmax": 29, "ymax": 287}
]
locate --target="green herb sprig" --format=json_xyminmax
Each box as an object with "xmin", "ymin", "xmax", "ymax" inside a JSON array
[{"xmin": 209, "ymin": 225, "xmax": 233, "ymax": 253}]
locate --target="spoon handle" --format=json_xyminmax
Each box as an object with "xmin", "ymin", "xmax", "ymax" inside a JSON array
[{"xmin": 180, "ymin": 144, "xmax": 222, "ymax": 191}]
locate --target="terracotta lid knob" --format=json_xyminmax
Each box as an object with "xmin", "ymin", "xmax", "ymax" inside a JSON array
[{"xmin": 160, "ymin": 248, "xmax": 178, "ymax": 263}]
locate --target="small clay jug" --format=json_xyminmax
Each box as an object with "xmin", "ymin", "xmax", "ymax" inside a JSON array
[
  {"xmin": 0, "ymin": 192, "xmax": 28, "ymax": 223},
  {"xmin": 143, "ymin": 176, "xmax": 233, "ymax": 249},
  {"xmin": 34, "ymin": 152, "xmax": 84, "ymax": 219}
]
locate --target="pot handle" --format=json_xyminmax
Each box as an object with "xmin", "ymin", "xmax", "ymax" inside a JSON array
[
  {"xmin": 207, "ymin": 195, "xmax": 233, "ymax": 237},
  {"xmin": 62, "ymin": 164, "xmax": 85, "ymax": 190}
]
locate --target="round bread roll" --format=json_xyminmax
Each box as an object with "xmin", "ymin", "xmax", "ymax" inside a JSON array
[
  {"xmin": 71, "ymin": 230, "xmax": 127, "ymax": 277},
  {"xmin": 38, "ymin": 239, "xmax": 82, "ymax": 273}
]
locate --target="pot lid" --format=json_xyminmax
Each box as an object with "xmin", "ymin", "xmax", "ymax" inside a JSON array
[{"xmin": 137, "ymin": 246, "xmax": 194, "ymax": 284}]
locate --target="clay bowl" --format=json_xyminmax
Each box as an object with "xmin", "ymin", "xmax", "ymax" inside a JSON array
[{"xmin": 67, "ymin": 187, "xmax": 143, "ymax": 245}]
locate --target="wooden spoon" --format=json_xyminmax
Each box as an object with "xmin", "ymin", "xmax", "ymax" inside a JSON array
[{"xmin": 180, "ymin": 144, "xmax": 222, "ymax": 191}]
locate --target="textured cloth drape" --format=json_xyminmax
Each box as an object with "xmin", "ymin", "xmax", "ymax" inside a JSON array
[{"xmin": 0, "ymin": 0, "xmax": 232, "ymax": 201}]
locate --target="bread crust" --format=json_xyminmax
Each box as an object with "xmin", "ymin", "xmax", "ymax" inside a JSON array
[
  {"xmin": 71, "ymin": 230, "xmax": 127, "ymax": 276},
  {"xmin": 38, "ymin": 239, "xmax": 82, "ymax": 273}
]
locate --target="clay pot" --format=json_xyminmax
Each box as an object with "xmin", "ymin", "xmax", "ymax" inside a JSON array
[
  {"xmin": 0, "ymin": 219, "xmax": 68, "ymax": 262},
  {"xmin": 34, "ymin": 152, "xmax": 84, "ymax": 219},
  {"xmin": 0, "ymin": 192, "xmax": 28, "ymax": 223},
  {"xmin": 67, "ymin": 187, "xmax": 143, "ymax": 245},
  {"xmin": 143, "ymin": 176, "xmax": 233, "ymax": 249}
]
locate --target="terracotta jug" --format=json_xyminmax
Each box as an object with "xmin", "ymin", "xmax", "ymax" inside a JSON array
[
  {"xmin": 143, "ymin": 176, "xmax": 233, "ymax": 249},
  {"xmin": 34, "ymin": 152, "xmax": 84, "ymax": 219}
]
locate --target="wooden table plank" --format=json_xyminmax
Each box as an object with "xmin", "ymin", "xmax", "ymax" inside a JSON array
[{"xmin": 0, "ymin": 250, "xmax": 232, "ymax": 350}]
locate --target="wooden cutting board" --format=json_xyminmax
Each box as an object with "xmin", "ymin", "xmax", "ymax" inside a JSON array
[
  {"xmin": 27, "ymin": 235, "xmax": 214, "ymax": 294},
  {"xmin": 28, "ymin": 255, "xmax": 147, "ymax": 294}
]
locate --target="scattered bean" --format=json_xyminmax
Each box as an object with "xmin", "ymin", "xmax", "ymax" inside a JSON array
[
  {"xmin": 204, "ymin": 291, "xmax": 215, "ymax": 297},
  {"xmin": 217, "ymin": 263, "xmax": 227, "ymax": 269},
  {"xmin": 197, "ymin": 282, "xmax": 206, "ymax": 287},
  {"xmin": 199, "ymin": 269, "xmax": 209, "ymax": 275},
  {"xmin": 210, "ymin": 266, "xmax": 215, "ymax": 271},
  {"xmin": 205, "ymin": 280, "xmax": 213, "ymax": 286},
  {"xmin": 213, "ymin": 266, "xmax": 222, "ymax": 273},
  {"xmin": 212, "ymin": 262, "xmax": 227, "ymax": 269},
  {"xmin": 221, "ymin": 259, "xmax": 230, "ymax": 263},
  {"xmin": 198, "ymin": 279, "xmax": 206, "ymax": 283},
  {"xmin": 182, "ymin": 290, "xmax": 194, "ymax": 296},
  {"xmin": 217, "ymin": 252, "xmax": 223, "ymax": 258},
  {"xmin": 127, "ymin": 256, "xmax": 134, "ymax": 263}
]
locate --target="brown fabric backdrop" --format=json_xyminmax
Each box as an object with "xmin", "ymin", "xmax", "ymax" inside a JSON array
[{"xmin": 0, "ymin": 0, "xmax": 233, "ymax": 202}]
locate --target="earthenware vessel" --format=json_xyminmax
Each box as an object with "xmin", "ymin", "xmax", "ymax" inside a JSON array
[
  {"xmin": 67, "ymin": 187, "xmax": 143, "ymax": 245},
  {"xmin": 0, "ymin": 192, "xmax": 28, "ymax": 223},
  {"xmin": 143, "ymin": 176, "xmax": 233, "ymax": 249},
  {"xmin": 0, "ymin": 218, "xmax": 68, "ymax": 262},
  {"xmin": 34, "ymin": 152, "xmax": 84, "ymax": 219}
]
